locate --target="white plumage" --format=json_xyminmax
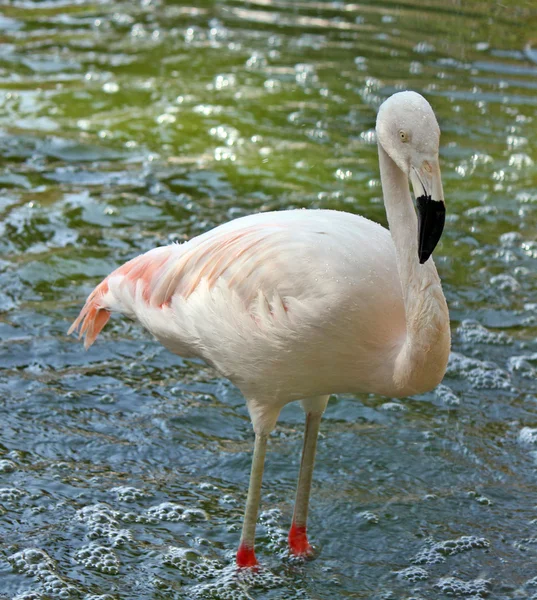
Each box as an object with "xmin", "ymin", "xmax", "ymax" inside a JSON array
[{"xmin": 69, "ymin": 91, "xmax": 451, "ymax": 567}]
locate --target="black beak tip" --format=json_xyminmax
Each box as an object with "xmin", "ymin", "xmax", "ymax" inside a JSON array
[
  {"xmin": 419, "ymin": 251, "xmax": 431, "ymax": 265},
  {"xmin": 416, "ymin": 194, "xmax": 446, "ymax": 265}
]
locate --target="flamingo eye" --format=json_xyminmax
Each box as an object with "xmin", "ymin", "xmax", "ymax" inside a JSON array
[{"xmin": 399, "ymin": 130, "xmax": 409, "ymax": 143}]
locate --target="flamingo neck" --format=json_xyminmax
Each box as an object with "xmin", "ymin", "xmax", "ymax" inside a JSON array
[{"xmin": 378, "ymin": 143, "xmax": 450, "ymax": 395}]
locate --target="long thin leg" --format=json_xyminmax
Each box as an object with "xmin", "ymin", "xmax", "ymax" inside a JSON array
[
  {"xmin": 236, "ymin": 432, "xmax": 268, "ymax": 567},
  {"xmin": 288, "ymin": 395, "xmax": 328, "ymax": 556}
]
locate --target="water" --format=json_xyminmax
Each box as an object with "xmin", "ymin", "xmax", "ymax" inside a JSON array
[{"xmin": 1, "ymin": 0, "xmax": 536, "ymax": 598}]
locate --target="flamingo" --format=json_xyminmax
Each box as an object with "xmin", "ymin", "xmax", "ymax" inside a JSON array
[{"xmin": 68, "ymin": 91, "xmax": 450, "ymax": 568}]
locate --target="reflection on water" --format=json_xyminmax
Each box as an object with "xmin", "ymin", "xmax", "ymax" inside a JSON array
[{"xmin": 0, "ymin": 1, "xmax": 536, "ymax": 598}]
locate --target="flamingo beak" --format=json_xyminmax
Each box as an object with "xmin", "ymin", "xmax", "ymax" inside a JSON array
[{"xmin": 410, "ymin": 160, "xmax": 445, "ymax": 264}]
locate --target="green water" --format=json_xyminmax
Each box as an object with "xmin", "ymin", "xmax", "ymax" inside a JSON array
[{"xmin": 1, "ymin": 1, "xmax": 536, "ymax": 598}]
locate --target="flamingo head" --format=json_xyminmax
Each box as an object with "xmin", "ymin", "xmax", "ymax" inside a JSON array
[{"xmin": 376, "ymin": 91, "xmax": 446, "ymax": 264}]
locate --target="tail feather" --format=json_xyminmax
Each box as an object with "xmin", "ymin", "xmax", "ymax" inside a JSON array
[
  {"xmin": 68, "ymin": 279, "xmax": 111, "ymax": 349},
  {"xmin": 69, "ymin": 246, "xmax": 177, "ymax": 349}
]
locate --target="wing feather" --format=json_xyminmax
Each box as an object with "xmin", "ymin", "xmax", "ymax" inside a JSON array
[{"xmin": 150, "ymin": 223, "xmax": 284, "ymax": 308}]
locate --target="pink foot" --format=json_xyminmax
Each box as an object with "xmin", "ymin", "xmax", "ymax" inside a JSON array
[
  {"xmin": 236, "ymin": 542, "xmax": 258, "ymax": 568},
  {"xmin": 288, "ymin": 522, "xmax": 313, "ymax": 557}
]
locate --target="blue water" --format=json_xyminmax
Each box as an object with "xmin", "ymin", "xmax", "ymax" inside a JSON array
[{"xmin": 1, "ymin": 1, "xmax": 536, "ymax": 598}]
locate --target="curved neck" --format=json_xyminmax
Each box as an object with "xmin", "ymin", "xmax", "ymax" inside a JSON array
[
  {"xmin": 378, "ymin": 144, "xmax": 419, "ymax": 303},
  {"xmin": 378, "ymin": 144, "xmax": 450, "ymax": 394}
]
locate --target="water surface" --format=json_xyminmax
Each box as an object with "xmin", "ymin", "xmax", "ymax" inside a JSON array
[{"xmin": 1, "ymin": 1, "xmax": 536, "ymax": 598}]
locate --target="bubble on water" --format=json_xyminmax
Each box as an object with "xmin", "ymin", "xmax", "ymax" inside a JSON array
[
  {"xmin": 359, "ymin": 77, "xmax": 383, "ymax": 107},
  {"xmin": 182, "ymin": 507, "xmax": 209, "ymax": 522},
  {"xmin": 75, "ymin": 544, "xmax": 120, "ymax": 575},
  {"xmin": 193, "ymin": 104, "xmax": 223, "ymax": 116},
  {"xmin": 189, "ymin": 563, "xmax": 286, "ymax": 600},
  {"xmin": 382, "ymin": 14, "xmax": 396, "ymax": 23},
  {"xmin": 306, "ymin": 127, "xmax": 329, "ymax": 143},
  {"xmin": 517, "ymin": 191, "xmax": 537, "ymax": 205},
  {"xmin": 413, "ymin": 41, "xmax": 435, "ymax": 54},
  {"xmin": 465, "ymin": 204, "xmax": 499, "ymax": 217},
  {"xmin": 409, "ymin": 60, "xmax": 423, "ymax": 74},
  {"xmin": 490, "ymin": 273, "xmax": 520, "ymax": 292},
  {"xmin": 156, "ymin": 113, "xmax": 176, "ymax": 124},
  {"xmin": 447, "ymin": 352, "xmax": 513, "ymax": 391},
  {"xmin": 212, "ymin": 73, "xmax": 237, "ymax": 91},
  {"xmin": 358, "ymin": 510, "xmax": 380, "ymax": 524},
  {"xmin": 10, "ymin": 548, "xmax": 56, "ymax": 577},
  {"xmin": 397, "ymin": 566, "xmax": 429, "ymax": 582},
  {"xmin": 147, "ymin": 501, "xmax": 185, "ymax": 521},
  {"xmin": 472, "ymin": 152, "xmax": 494, "ymax": 166},
  {"xmin": 219, "ymin": 493, "xmax": 239, "ymax": 507},
  {"xmin": 507, "ymin": 135, "xmax": 528, "ymax": 150},
  {"xmin": 185, "ymin": 26, "xmax": 207, "ymax": 44},
  {"xmin": 112, "ymin": 11, "xmax": 134, "ymax": 26},
  {"xmin": 456, "ymin": 319, "xmax": 512, "ymax": 346},
  {"xmin": 77, "ymin": 503, "xmax": 120, "ymax": 529},
  {"xmin": 500, "ymin": 231, "xmax": 522, "ymax": 247},
  {"xmin": 0, "ymin": 486, "xmax": 25, "ymax": 502},
  {"xmin": 259, "ymin": 508, "xmax": 288, "ymax": 554},
  {"xmin": 77, "ymin": 503, "xmax": 132, "ymax": 545},
  {"xmin": 163, "ymin": 545, "xmax": 221, "ymax": 580},
  {"xmin": 456, "ymin": 153, "xmax": 493, "ymax": 178},
  {"xmin": 294, "ymin": 63, "xmax": 318, "ymax": 87},
  {"xmin": 434, "ymin": 576, "xmax": 490, "ymax": 597},
  {"xmin": 288, "ymin": 110, "xmax": 302, "ymax": 124},
  {"xmin": 508, "ymin": 354, "xmax": 537, "ymax": 379},
  {"xmin": 214, "ymin": 147, "xmax": 236, "ymax": 161},
  {"xmin": 467, "ymin": 490, "xmax": 493, "ymax": 506},
  {"xmin": 98, "ymin": 393, "xmax": 116, "ymax": 404},
  {"xmin": 8, "ymin": 548, "xmax": 78, "ymax": 597},
  {"xmin": 0, "ymin": 458, "xmax": 17, "ymax": 472},
  {"xmin": 435, "ymin": 383, "xmax": 460, "ymax": 407},
  {"xmin": 335, "ymin": 168, "xmax": 352, "ymax": 181},
  {"xmin": 354, "ymin": 56, "xmax": 367, "ymax": 71},
  {"xmin": 131, "ymin": 23, "xmax": 149, "ymax": 39},
  {"xmin": 518, "ymin": 427, "xmax": 537, "ymax": 444},
  {"xmin": 359, "ymin": 128, "xmax": 377, "ymax": 144},
  {"xmin": 208, "ymin": 19, "xmax": 229, "ymax": 44},
  {"xmin": 412, "ymin": 547, "xmax": 445, "ymax": 566},
  {"xmin": 522, "ymin": 241, "xmax": 537, "ymax": 259},
  {"xmin": 13, "ymin": 592, "xmax": 43, "ymax": 600},
  {"xmin": 378, "ymin": 400, "xmax": 406, "ymax": 414},
  {"xmin": 509, "ymin": 153, "xmax": 534, "ymax": 169},
  {"xmin": 413, "ymin": 536, "xmax": 490, "ymax": 565},
  {"xmin": 468, "ymin": 367, "xmax": 512, "ymax": 390},
  {"xmin": 111, "ymin": 486, "xmax": 152, "ymax": 502},
  {"xmin": 455, "ymin": 163, "xmax": 469, "ymax": 177},
  {"xmin": 264, "ymin": 78, "xmax": 281, "ymax": 92},
  {"xmin": 102, "ymin": 81, "xmax": 119, "ymax": 94},
  {"xmin": 209, "ymin": 125, "xmax": 240, "ymax": 145},
  {"xmin": 120, "ymin": 510, "xmax": 152, "ymax": 524},
  {"xmin": 165, "ymin": 545, "xmax": 202, "ymax": 562},
  {"xmin": 199, "ymin": 481, "xmax": 218, "ymax": 492},
  {"xmin": 245, "ymin": 52, "xmax": 267, "ymax": 70}
]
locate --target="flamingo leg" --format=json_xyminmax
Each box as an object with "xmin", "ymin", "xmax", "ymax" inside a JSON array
[
  {"xmin": 236, "ymin": 432, "xmax": 268, "ymax": 567},
  {"xmin": 288, "ymin": 395, "xmax": 328, "ymax": 556}
]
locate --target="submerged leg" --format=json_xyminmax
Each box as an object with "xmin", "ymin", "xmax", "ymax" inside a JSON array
[
  {"xmin": 236, "ymin": 432, "xmax": 268, "ymax": 567},
  {"xmin": 288, "ymin": 395, "xmax": 329, "ymax": 557}
]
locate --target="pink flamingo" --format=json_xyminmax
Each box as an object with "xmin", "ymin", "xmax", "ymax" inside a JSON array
[{"xmin": 69, "ymin": 91, "xmax": 450, "ymax": 568}]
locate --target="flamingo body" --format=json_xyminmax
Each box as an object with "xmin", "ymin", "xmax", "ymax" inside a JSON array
[
  {"xmin": 73, "ymin": 210, "xmax": 413, "ymax": 415},
  {"xmin": 69, "ymin": 91, "xmax": 451, "ymax": 567}
]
